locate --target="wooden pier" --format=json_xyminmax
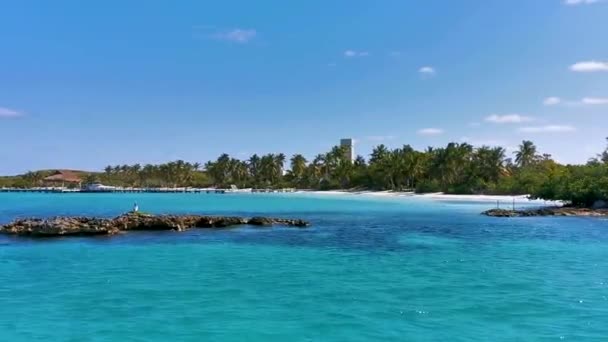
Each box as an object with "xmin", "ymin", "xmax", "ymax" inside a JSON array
[
  {"xmin": 0, "ymin": 187, "xmax": 296, "ymax": 194},
  {"xmin": 0, "ymin": 187, "xmax": 227, "ymax": 194}
]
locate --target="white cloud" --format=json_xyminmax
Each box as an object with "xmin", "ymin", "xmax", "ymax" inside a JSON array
[
  {"xmin": 543, "ymin": 97, "xmax": 562, "ymax": 106},
  {"xmin": 365, "ymin": 135, "xmax": 396, "ymax": 142},
  {"xmin": 546, "ymin": 96, "xmax": 608, "ymax": 106},
  {"xmin": 565, "ymin": 0, "xmax": 600, "ymax": 5},
  {"xmin": 0, "ymin": 107, "xmax": 22, "ymax": 118},
  {"xmin": 570, "ymin": 61, "xmax": 608, "ymax": 72},
  {"xmin": 419, "ymin": 66, "xmax": 436, "ymax": 75},
  {"xmin": 344, "ymin": 50, "xmax": 370, "ymax": 58},
  {"xmin": 581, "ymin": 97, "xmax": 608, "ymax": 105},
  {"xmin": 518, "ymin": 125, "xmax": 576, "ymax": 133},
  {"xmin": 485, "ymin": 114, "xmax": 533, "ymax": 124},
  {"xmin": 417, "ymin": 128, "xmax": 444, "ymax": 136},
  {"xmin": 212, "ymin": 28, "xmax": 257, "ymax": 43}
]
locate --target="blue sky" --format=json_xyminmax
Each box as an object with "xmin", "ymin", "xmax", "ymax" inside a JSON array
[{"xmin": 1, "ymin": 0, "xmax": 607, "ymax": 174}]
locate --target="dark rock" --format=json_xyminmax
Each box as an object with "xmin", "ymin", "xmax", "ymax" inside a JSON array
[
  {"xmin": 0, "ymin": 217, "xmax": 119, "ymax": 236},
  {"xmin": 482, "ymin": 207, "xmax": 608, "ymax": 217},
  {"xmin": 247, "ymin": 217, "xmax": 310, "ymax": 227},
  {"xmin": 0, "ymin": 213, "xmax": 310, "ymax": 237},
  {"xmin": 207, "ymin": 216, "xmax": 248, "ymax": 228},
  {"xmin": 247, "ymin": 217, "xmax": 274, "ymax": 226},
  {"xmin": 112, "ymin": 213, "xmax": 203, "ymax": 232}
]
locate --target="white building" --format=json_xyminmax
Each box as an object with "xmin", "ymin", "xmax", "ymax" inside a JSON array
[
  {"xmin": 340, "ymin": 138, "xmax": 354, "ymax": 163},
  {"xmin": 84, "ymin": 183, "xmax": 117, "ymax": 192}
]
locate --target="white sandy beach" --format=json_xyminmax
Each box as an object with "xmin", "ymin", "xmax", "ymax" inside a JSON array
[{"xmin": 292, "ymin": 189, "xmax": 559, "ymax": 205}]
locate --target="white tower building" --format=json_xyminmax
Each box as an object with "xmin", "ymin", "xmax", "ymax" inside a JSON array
[{"xmin": 340, "ymin": 138, "xmax": 355, "ymax": 163}]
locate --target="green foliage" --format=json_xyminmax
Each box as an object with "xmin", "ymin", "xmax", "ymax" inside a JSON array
[
  {"xmin": 415, "ymin": 179, "xmax": 441, "ymax": 193},
  {"xmin": 529, "ymin": 163, "xmax": 608, "ymax": 207},
  {"xmin": 99, "ymin": 160, "xmax": 209, "ymax": 188},
  {"xmin": 3, "ymin": 138, "xmax": 608, "ymax": 207}
]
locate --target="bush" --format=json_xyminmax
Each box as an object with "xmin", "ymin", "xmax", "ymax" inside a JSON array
[{"xmin": 415, "ymin": 180, "xmax": 441, "ymax": 193}]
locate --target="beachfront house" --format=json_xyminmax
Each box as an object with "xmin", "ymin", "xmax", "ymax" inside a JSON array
[{"xmin": 43, "ymin": 170, "xmax": 82, "ymax": 188}]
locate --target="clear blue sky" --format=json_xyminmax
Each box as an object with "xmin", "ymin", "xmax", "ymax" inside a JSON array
[{"xmin": 1, "ymin": 0, "xmax": 607, "ymax": 174}]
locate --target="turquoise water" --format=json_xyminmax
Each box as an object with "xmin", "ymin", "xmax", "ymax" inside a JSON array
[{"xmin": 1, "ymin": 193, "xmax": 607, "ymax": 341}]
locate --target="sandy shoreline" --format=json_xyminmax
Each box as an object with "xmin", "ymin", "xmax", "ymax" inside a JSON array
[
  {"xmin": 0, "ymin": 187, "xmax": 558, "ymax": 205},
  {"xmin": 291, "ymin": 190, "xmax": 558, "ymax": 204}
]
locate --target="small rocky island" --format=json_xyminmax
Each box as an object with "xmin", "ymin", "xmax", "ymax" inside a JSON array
[
  {"xmin": 0, "ymin": 212, "xmax": 310, "ymax": 237},
  {"xmin": 483, "ymin": 207, "xmax": 608, "ymax": 217}
]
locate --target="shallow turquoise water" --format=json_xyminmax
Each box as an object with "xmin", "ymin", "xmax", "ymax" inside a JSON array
[{"xmin": 1, "ymin": 193, "xmax": 607, "ymax": 341}]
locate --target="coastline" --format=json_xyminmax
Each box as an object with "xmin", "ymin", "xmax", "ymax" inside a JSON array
[
  {"xmin": 291, "ymin": 190, "xmax": 558, "ymax": 205},
  {"xmin": 0, "ymin": 186, "xmax": 557, "ymax": 205}
]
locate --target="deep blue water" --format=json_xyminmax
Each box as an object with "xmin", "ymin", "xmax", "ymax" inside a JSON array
[{"xmin": 1, "ymin": 193, "xmax": 607, "ymax": 341}]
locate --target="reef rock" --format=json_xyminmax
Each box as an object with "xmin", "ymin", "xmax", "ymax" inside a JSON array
[
  {"xmin": 0, "ymin": 217, "xmax": 119, "ymax": 237},
  {"xmin": 482, "ymin": 207, "xmax": 608, "ymax": 217},
  {"xmin": 0, "ymin": 212, "xmax": 310, "ymax": 237}
]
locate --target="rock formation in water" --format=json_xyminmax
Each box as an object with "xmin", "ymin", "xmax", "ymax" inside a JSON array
[
  {"xmin": 482, "ymin": 207, "xmax": 608, "ymax": 217},
  {"xmin": 0, "ymin": 212, "xmax": 310, "ymax": 237}
]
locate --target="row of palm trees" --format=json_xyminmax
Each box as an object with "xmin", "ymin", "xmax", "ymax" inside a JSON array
[
  {"xmin": 4, "ymin": 139, "xmax": 558, "ymax": 193},
  {"xmin": 94, "ymin": 139, "xmax": 547, "ymax": 192},
  {"xmin": 101, "ymin": 160, "xmax": 204, "ymax": 187},
  {"xmin": 202, "ymin": 140, "xmax": 545, "ymax": 193},
  {"xmin": 204, "ymin": 153, "xmax": 287, "ymax": 188}
]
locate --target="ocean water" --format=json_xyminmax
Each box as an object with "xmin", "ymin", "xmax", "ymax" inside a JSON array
[{"xmin": 1, "ymin": 193, "xmax": 607, "ymax": 341}]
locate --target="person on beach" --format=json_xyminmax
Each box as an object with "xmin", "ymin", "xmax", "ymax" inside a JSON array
[{"xmin": 133, "ymin": 202, "xmax": 139, "ymax": 213}]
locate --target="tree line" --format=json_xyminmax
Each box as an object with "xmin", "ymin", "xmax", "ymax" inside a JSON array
[{"xmin": 2, "ymin": 139, "xmax": 608, "ymax": 206}]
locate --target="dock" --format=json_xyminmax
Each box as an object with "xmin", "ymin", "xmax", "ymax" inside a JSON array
[{"xmin": 0, "ymin": 187, "xmax": 297, "ymax": 194}]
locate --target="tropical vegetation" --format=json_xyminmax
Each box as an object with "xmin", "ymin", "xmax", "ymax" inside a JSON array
[{"xmin": 2, "ymin": 139, "xmax": 608, "ymax": 207}]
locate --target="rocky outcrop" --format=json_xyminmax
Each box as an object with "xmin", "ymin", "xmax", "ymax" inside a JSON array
[
  {"xmin": 0, "ymin": 212, "xmax": 310, "ymax": 237},
  {"xmin": 0, "ymin": 217, "xmax": 120, "ymax": 236},
  {"xmin": 483, "ymin": 207, "xmax": 608, "ymax": 217},
  {"xmin": 247, "ymin": 216, "xmax": 309, "ymax": 227}
]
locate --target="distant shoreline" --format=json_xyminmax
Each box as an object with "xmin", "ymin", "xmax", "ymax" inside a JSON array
[
  {"xmin": 292, "ymin": 190, "xmax": 559, "ymax": 205},
  {"xmin": 0, "ymin": 186, "xmax": 558, "ymax": 205}
]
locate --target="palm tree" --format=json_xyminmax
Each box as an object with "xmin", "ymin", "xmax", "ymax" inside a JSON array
[
  {"xmin": 515, "ymin": 140, "xmax": 537, "ymax": 167},
  {"xmin": 429, "ymin": 142, "xmax": 473, "ymax": 189},
  {"xmin": 370, "ymin": 144, "xmax": 389, "ymax": 164},
  {"xmin": 230, "ymin": 159, "xmax": 249, "ymax": 187},
  {"xmin": 274, "ymin": 153, "xmax": 286, "ymax": 181},
  {"xmin": 306, "ymin": 154, "xmax": 325, "ymax": 186},
  {"xmin": 290, "ymin": 154, "xmax": 308, "ymax": 186},
  {"xmin": 368, "ymin": 145, "xmax": 393, "ymax": 189},
  {"xmin": 473, "ymin": 146, "xmax": 506, "ymax": 183},
  {"xmin": 409, "ymin": 151, "xmax": 427, "ymax": 189},
  {"xmin": 354, "ymin": 155, "xmax": 366, "ymax": 167},
  {"xmin": 207, "ymin": 154, "xmax": 231, "ymax": 186},
  {"xmin": 247, "ymin": 154, "xmax": 261, "ymax": 186}
]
